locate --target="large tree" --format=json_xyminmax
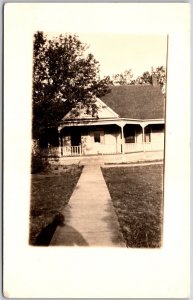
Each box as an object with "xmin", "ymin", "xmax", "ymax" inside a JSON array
[{"xmin": 32, "ymin": 31, "xmax": 111, "ymax": 138}]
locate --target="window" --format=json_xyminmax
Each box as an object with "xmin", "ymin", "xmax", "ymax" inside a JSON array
[{"xmin": 94, "ymin": 131, "xmax": 101, "ymax": 143}]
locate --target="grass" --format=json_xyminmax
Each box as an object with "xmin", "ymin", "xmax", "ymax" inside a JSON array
[
  {"xmin": 29, "ymin": 165, "xmax": 82, "ymax": 245},
  {"xmin": 102, "ymin": 164, "xmax": 163, "ymax": 248},
  {"xmin": 104, "ymin": 159, "xmax": 163, "ymax": 165}
]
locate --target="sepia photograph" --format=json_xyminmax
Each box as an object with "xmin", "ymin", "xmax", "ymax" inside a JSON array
[
  {"xmin": 4, "ymin": 3, "xmax": 190, "ymax": 298},
  {"xmin": 30, "ymin": 32, "xmax": 167, "ymax": 248}
]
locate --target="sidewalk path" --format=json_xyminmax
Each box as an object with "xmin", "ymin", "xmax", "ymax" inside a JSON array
[{"xmin": 50, "ymin": 163, "xmax": 126, "ymax": 247}]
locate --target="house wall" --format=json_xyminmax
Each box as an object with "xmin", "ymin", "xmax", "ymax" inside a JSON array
[
  {"xmin": 103, "ymin": 126, "xmax": 122, "ymax": 153},
  {"xmin": 147, "ymin": 124, "xmax": 164, "ymax": 146},
  {"xmin": 83, "ymin": 126, "xmax": 122, "ymax": 154},
  {"xmin": 103, "ymin": 131, "xmax": 122, "ymax": 154},
  {"xmin": 83, "ymin": 133, "xmax": 94, "ymax": 154},
  {"xmin": 136, "ymin": 131, "xmax": 143, "ymax": 143},
  {"xmin": 151, "ymin": 131, "xmax": 164, "ymax": 144}
]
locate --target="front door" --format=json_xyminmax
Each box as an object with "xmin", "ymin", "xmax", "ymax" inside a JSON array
[{"xmin": 93, "ymin": 130, "xmax": 104, "ymax": 154}]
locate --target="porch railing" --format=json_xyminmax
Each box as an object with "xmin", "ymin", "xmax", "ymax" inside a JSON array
[
  {"xmin": 41, "ymin": 142, "xmax": 164, "ymax": 157},
  {"xmin": 124, "ymin": 142, "xmax": 164, "ymax": 153},
  {"xmin": 61, "ymin": 145, "xmax": 82, "ymax": 156},
  {"xmin": 124, "ymin": 142, "xmax": 143, "ymax": 153},
  {"xmin": 100, "ymin": 144, "xmax": 122, "ymax": 155},
  {"xmin": 40, "ymin": 146, "xmax": 82, "ymax": 157}
]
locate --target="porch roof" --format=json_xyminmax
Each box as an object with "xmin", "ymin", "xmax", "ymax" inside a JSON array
[
  {"xmin": 59, "ymin": 84, "xmax": 165, "ymax": 130},
  {"xmin": 101, "ymin": 85, "xmax": 165, "ymax": 119},
  {"xmin": 58, "ymin": 117, "xmax": 164, "ymax": 129}
]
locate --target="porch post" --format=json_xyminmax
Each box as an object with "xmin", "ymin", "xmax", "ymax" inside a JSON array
[
  {"xmin": 142, "ymin": 126, "xmax": 145, "ymax": 152},
  {"xmin": 120, "ymin": 123, "xmax": 125, "ymax": 154},
  {"xmin": 140, "ymin": 123, "xmax": 146, "ymax": 152}
]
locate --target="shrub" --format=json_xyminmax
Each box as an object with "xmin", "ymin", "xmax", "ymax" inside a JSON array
[{"xmin": 31, "ymin": 139, "xmax": 49, "ymax": 174}]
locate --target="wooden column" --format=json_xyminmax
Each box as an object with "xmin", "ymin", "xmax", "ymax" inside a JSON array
[
  {"xmin": 142, "ymin": 126, "xmax": 145, "ymax": 152},
  {"xmin": 140, "ymin": 123, "xmax": 147, "ymax": 152},
  {"xmin": 120, "ymin": 124, "xmax": 125, "ymax": 154},
  {"xmin": 115, "ymin": 122, "xmax": 126, "ymax": 154}
]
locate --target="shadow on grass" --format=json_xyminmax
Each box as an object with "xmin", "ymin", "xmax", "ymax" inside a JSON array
[
  {"xmin": 33, "ymin": 212, "xmax": 89, "ymax": 246},
  {"xmin": 34, "ymin": 213, "xmax": 65, "ymax": 246}
]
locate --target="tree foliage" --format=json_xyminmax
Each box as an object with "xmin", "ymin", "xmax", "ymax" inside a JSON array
[
  {"xmin": 111, "ymin": 66, "xmax": 166, "ymax": 92},
  {"xmin": 32, "ymin": 31, "xmax": 111, "ymax": 138},
  {"xmin": 111, "ymin": 69, "xmax": 134, "ymax": 85},
  {"xmin": 135, "ymin": 66, "xmax": 166, "ymax": 87},
  {"xmin": 135, "ymin": 71, "xmax": 152, "ymax": 85}
]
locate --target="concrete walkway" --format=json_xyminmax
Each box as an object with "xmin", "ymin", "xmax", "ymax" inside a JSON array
[{"xmin": 50, "ymin": 163, "xmax": 126, "ymax": 247}]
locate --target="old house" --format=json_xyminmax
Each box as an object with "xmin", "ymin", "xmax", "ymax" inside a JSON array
[{"xmin": 39, "ymin": 78, "xmax": 165, "ymax": 158}]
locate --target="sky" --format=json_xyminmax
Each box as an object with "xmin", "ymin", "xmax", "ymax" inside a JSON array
[
  {"xmin": 47, "ymin": 32, "xmax": 167, "ymax": 79},
  {"xmin": 74, "ymin": 33, "xmax": 167, "ymax": 79}
]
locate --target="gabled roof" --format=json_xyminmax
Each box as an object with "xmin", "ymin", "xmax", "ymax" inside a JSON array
[
  {"xmin": 62, "ymin": 97, "xmax": 119, "ymax": 120},
  {"xmin": 101, "ymin": 85, "xmax": 165, "ymax": 120}
]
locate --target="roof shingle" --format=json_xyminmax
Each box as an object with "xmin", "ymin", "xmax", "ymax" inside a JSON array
[{"xmin": 101, "ymin": 85, "xmax": 165, "ymax": 120}]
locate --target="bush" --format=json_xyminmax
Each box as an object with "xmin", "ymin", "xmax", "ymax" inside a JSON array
[
  {"xmin": 31, "ymin": 139, "xmax": 49, "ymax": 174},
  {"xmin": 31, "ymin": 152, "xmax": 49, "ymax": 174}
]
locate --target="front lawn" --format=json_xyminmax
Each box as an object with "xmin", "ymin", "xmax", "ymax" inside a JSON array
[
  {"xmin": 102, "ymin": 164, "xmax": 163, "ymax": 248},
  {"xmin": 29, "ymin": 165, "xmax": 82, "ymax": 245}
]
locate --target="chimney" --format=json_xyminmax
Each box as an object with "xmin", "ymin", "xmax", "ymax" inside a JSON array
[{"xmin": 152, "ymin": 74, "xmax": 157, "ymax": 87}]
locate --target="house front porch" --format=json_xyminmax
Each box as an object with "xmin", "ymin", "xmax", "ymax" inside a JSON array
[{"xmin": 39, "ymin": 120, "xmax": 164, "ymax": 158}]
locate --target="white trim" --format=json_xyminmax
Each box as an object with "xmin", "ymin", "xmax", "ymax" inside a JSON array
[
  {"xmin": 58, "ymin": 118, "xmax": 165, "ymax": 130},
  {"xmin": 60, "ymin": 117, "xmax": 165, "ymax": 124}
]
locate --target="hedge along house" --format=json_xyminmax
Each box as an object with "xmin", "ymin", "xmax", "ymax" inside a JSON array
[{"xmin": 39, "ymin": 77, "xmax": 165, "ymax": 158}]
